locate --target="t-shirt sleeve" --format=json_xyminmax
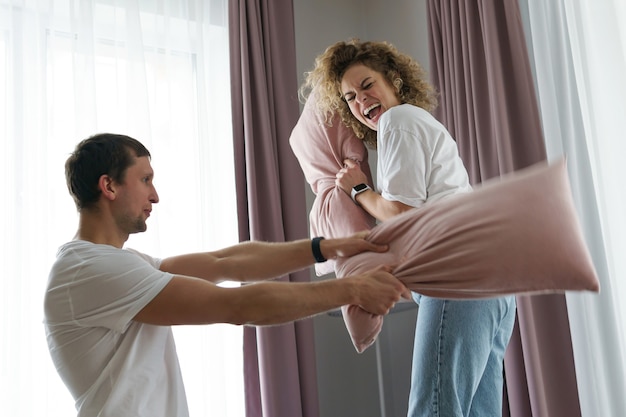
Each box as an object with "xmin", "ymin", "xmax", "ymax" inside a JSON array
[
  {"xmin": 377, "ymin": 108, "xmax": 471, "ymax": 207},
  {"xmin": 425, "ymin": 130, "xmax": 473, "ymax": 201},
  {"xmin": 378, "ymin": 126, "xmax": 430, "ymax": 207},
  {"xmin": 68, "ymin": 248, "xmax": 173, "ymax": 333}
]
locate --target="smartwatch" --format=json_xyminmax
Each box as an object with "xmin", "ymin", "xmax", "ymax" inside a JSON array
[{"xmin": 350, "ymin": 183, "xmax": 372, "ymax": 205}]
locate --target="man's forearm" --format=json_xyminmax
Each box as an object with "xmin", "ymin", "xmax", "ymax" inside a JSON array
[
  {"xmin": 135, "ymin": 267, "xmax": 405, "ymax": 326},
  {"xmin": 226, "ymin": 267, "xmax": 406, "ymax": 325},
  {"xmin": 226, "ymin": 278, "xmax": 357, "ymax": 326},
  {"xmin": 160, "ymin": 239, "xmax": 321, "ymax": 283},
  {"xmin": 161, "ymin": 235, "xmax": 387, "ymax": 283},
  {"xmin": 215, "ymin": 240, "xmax": 321, "ymax": 281}
]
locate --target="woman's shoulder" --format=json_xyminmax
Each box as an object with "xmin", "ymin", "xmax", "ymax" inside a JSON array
[
  {"xmin": 388, "ymin": 103, "xmax": 430, "ymax": 116},
  {"xmin": 381, "ymin": 104, "xmax": 444, "ymax": 133}
]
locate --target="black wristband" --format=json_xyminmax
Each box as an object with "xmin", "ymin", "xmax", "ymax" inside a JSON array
[{"xmin": 311, "ymin": 237, "xmax": 327, "ymax": 263}]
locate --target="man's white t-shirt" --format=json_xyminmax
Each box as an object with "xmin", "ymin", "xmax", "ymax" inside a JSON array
[
  {"xmin": 44, "ymin": 240, "xmax": 188, "ymax": 417},
  {"xmin": 376, "ymin": 104, "xmax": 472, "ymax": 207}
]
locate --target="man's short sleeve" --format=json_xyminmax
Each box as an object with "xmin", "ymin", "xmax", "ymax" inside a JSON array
[{"xmin": 46, "ymin": 243, "xmax": 173, "ymax": 333}]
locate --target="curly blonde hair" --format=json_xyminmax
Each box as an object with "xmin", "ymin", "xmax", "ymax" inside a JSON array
[{"xmin": 300, "ymin": 39, "xmax": 438, "ymax": 148}]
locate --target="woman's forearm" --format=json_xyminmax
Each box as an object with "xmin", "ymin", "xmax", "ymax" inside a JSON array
[{"xmin": 355, "ymin": 190, "xmax": 414, "ymax": 222}]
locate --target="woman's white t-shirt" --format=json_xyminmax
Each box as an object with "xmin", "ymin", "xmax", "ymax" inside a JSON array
[
  {"xmin": 44, "ymin": 240, "xmax": 187, "ymax": 417},
  {"xmin": 376, "ymin": 104, "xmax": 471, "ymax": 207}
]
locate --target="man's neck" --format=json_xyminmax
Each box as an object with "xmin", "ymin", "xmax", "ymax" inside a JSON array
[{"xmin": 75, "ymin": 210, "xmax": 128, "ymax": 248}]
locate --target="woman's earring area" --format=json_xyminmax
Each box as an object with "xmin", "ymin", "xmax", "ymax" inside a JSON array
[{"xmin": 393, "ymin": 78, "xmax": 403, "ymax": 92}]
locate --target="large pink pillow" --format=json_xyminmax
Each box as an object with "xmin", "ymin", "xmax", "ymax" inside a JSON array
[{"xmin": 335, "ymin": 159, "xmax": 600, "ymax": 352}]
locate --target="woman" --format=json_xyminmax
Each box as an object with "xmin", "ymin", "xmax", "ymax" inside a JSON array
[{"xmin": 302, "ymin": 39, "xmax": 516, "ymax": 417}]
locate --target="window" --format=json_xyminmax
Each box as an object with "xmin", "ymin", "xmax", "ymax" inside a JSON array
[{"xmin": 0, "ymin": 1, "xmax": 243, "ymax": 415}]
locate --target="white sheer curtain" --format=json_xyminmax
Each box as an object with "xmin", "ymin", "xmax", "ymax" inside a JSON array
[
  {"xmin": 0, "ymin": 1, "xmax": 244, "ymax": 416},
  {"xmin": 519, "ymin": 1, "xmax": 626, "ymax": 416}
]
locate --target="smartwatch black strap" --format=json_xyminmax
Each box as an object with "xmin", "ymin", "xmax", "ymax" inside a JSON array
[{"xmin": 311, "ymin": 236, "xmax": 327, "ymax": 263}]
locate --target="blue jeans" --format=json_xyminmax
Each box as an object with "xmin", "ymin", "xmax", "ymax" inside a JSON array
[{"xmin": 407, "ymin": 293, "xmax": 516, "ymax": 417}]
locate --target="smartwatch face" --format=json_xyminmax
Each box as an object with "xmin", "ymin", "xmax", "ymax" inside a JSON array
[{"xmin": 353, "ymin": 183, "xmax": 368, "ymax": 192}]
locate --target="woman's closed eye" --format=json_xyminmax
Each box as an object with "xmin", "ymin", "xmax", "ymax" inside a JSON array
[{"xmin": 343, "ymin": 82, "xmax": 374, "ymax": 103}]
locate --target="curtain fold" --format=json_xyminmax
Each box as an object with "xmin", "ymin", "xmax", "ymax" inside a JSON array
[
  {"xmin": 518, "ymin": 1, "xmax": 626, "ymax": 416},
  {"xmin": 427, "ymin": 1, "xmax": 581, "ymax": 416},
  {"xmin": 228, "ymin": 1, "xmax": 319, "ymax": 417}
]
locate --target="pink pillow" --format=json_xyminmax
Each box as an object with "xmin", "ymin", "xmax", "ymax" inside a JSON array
[
  {"xmin": 290, "ymin": 91, "xmax": 376, "ymax": 276},
  {"xmin": 335, "ymin": 159, "xmax": 600, "ymax": 352}
]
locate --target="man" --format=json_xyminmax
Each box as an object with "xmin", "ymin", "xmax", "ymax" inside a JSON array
[{"xmin": 43, "ymin": 133, "xmax": 408, "ymax": 417}]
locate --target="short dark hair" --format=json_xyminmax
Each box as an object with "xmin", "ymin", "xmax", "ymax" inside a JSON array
[{"xmin": 65, "ymin": 133, "xmax": 151, "ymax": 210}]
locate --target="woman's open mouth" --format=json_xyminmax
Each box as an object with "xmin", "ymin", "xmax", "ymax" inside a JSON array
[{"xmin": 364, "ymin": 103, "xmax": 381, "ymax": 120}]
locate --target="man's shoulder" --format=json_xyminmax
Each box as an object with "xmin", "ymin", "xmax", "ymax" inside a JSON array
[
  {"xmin": 57, "ymin": 239, "xmax": 117, "ymax": 256},
  {"xmin": 57, "ymin": 240, "xmax": 155, "ymax": 262},
  {"xmin": 50, "ymin": 241, "xmax": 160, "ymax": 284}
]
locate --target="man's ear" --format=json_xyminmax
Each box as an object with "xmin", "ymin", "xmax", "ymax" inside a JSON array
[{"xmin": 98, "ymin": 175, "xmax": 117, "ymax": 201}]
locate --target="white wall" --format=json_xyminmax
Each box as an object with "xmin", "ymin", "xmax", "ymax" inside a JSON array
[
  {"xmin": 294, "ymin": 0, "xmax": 430, "ymax": 89},
  {"xmin": 292, "ymin": 1, "xmax": 429, "ymax": 415}
]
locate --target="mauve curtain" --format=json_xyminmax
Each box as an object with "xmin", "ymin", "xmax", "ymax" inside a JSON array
[
  {"xmin": 228, "ymin": 1, "xmax": 319, "ymax": 417},
  {"xmin": 427, "ymin": 1, "xmax": 581, "ymax": 417}
]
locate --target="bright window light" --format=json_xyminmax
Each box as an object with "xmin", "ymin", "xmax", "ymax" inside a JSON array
[{"xmin": 0, "ymin": 1, "xmax": 243, "ymax": 416}]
